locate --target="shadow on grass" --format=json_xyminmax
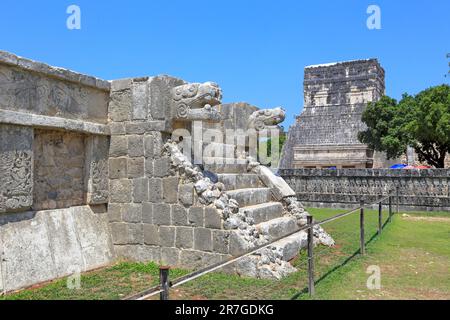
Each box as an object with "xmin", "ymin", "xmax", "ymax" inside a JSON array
[{"xmin": 290, "ymin": 219, "xmax": 392, "ymax": 300}]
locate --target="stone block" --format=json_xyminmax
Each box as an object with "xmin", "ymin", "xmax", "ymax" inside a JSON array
[
  {"xmin": 128, "ymin": 157, "xmax": 144, "ymax": 178},
  {"xmin": 133, "ymin": 178, "xmax": 149, "ymax": 203},
  {"xmin": 145, "ymin": 158, "xmax": 154, "ymax": 176},
  {"xmin": 110, "ymin": 122, "xmax": 126, "ymax": 135},
  {"xmin": 109, "ymin": 136, "xmax": 128, "ymax": 157},
  {"xmin": 212, "ymin": 230, "xmax": 230, "ymax": 254},
  {"xmin": 143, "ymin": 224, "xmax": 159, "ymax": 246},
  {"xmin": 153, "ymin": 157, "xmax": 170, "ymax": 177},
  {"xmin": 194, "ymin": 228, "xmax": 212, "ymax": 252},
  {"xmin": 188, "ymin": 207, "xmax": 204, "ymax": 227},
  {"xmin": 132, "ymin": 80, "xmax": 148, "ymax": 120},
  {"xmin": 178, "ymin": 183, "xmax": 194, "ymax": 205},
  {"xmin": 109, "ymin": 158, "xmax": 127, "ymax": 179},
  {"xmin": 128, "ymin": 135, "xmax": 144, "ymax": 157},
  {"xmin": 148, "ymin": 178, "xmax": 163, "ymax": 203},
  {"xmin": 109, "ymin": 179, "xmax": 132, "ymax": 203},
  {"xmin": 160, "ymin": 247, "xmax": 180, "ymax": 266},
  {"xmin": 107, "ymin": 203, "xmax": 122, "ymax": 222},
  {"xmin": 159, "ymin": 226, "xmax": 176, "ymax": 247},
  {"xmin": 110, "ymin": 223, "xmax": 128, "ymax": 245},
  {"xmin": 142, "ymin": 202, "xmax": 153, "ymax": 224},
  {"xmin": 153, "ymin": 203, "xmax": 171, "ymax": 225},
  {"xmin": 144, "ymin": 135, "xmax": 154, "ymax": 158},
  {"xmin": 122, "ymin": 204, "xmax": 142, "ymax": 223},
  {"xmin": 175, "ymin": 227, "xmax": 194, "ymax": 249},
  {"xmin": 230, "ymin": 232, "xmax": 252, "ymax": 256},
  {"xmin": 128, "ymin": 223, "xmax": 144, "ymax": 245},
  {"xmin": 109, "ymin": 89, "xmax": 131, "ymax": 122},
  {"xmin": 171, "ymin": 204, "xmax": 188, "ymax": 226},
  {"xmin": 163, "ymin": 177, "xmax": 179, "ymax": 203},
  {"xmin": 204, "ymin": 207, "xmax": 222, "ymax": 229}
]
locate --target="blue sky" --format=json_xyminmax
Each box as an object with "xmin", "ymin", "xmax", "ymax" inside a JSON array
[{"xmin": 1, "ymin": 0, "xmax": 449, "ymax": 128}]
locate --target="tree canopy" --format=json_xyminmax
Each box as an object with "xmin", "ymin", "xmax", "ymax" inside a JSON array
[{"xmin": 358, "ymin": 84, "xmax": 450, "ymax": 168}]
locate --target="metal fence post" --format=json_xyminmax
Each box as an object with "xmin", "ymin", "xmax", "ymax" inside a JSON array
[
  {"xmin": 396, "ymin": 186, "xmax": 400, "ymax": 214},
  {"xmin": 160, "ymin": 266, "xmax": 170, "ymax": 300},
  {"xmin": 360, "ymin": 200, "xmax": 365, "ymax": 255},
  {"xmin": 388, "ymin": 195, "xmax": 393, "ymax": 223},
  {"xmin": 378, "ymin": 200, "xmax": 382, "ymax": 236},
  {"xmin": 307, "ymin": 215, "xmax": 315, "ymax": 297}
]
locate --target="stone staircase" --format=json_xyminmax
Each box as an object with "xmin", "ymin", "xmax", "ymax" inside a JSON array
[{"xmin": 164, "ymin": 140, "xmax": 334, "ymax": 279}]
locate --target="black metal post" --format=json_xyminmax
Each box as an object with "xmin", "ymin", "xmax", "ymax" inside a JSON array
[
  {"xmin": 307, "ymin": 215, "xmax": 315, "ymax": 297},
  {"xmin": 389, "ymin": 195, "xmax": 393, "ymax": 223},
  {"xmin": 360, "ymin": 200, "xmax": 365, "ymax": 255},
  {"xmin": 159, "ymin": 266, "xmax": 170, "ymax": 300},
  {"xmin": 396, "ymin": 186, "xmax": 400, "ymax": 214},
  {"xmin": 378, "ymin": 200, "xmax": 383, "ymax": 236}
]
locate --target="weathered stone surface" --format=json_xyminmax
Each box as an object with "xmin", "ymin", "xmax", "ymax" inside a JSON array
[
  {"xmin": 204, "ymin": 207, "xmax": 222, "ymax": 229},
  {"xmin": 163, "ymin": 177, "xmax": 179, "ymax": 203},
  {"xmin": 109, "ymin": 88, "xmax": 131, "ymax": 122},
  {"xmin": 0, "ymin": 61, "xmax": 109, "ymax": 125},
  {"xmin": 188, "ymin": 207, "xmax": 204, "ymax": 227},
  {"xmin": 33, "ymin": 130, "xmax": 85, "ymax": 210},
  {"xmin": 171, "ymin": 204, "xmax": 188, "ymax": 226},
  {"xmin": 280, "ymin": 168, "xmax": 450, "ymax": 210},
  {"xmin": 142, "ymin": 202, "xmax": 153, "ymax": 223},
  {"xmin": 153, "ymin": 158, "xmax": 170, "ymax": 177},
  {"xmin": 110, "ymin": 122, "xmax": 126, "ymax": 135},
  {"xmin": 159, "ymin": 226, "xmax": 176, "ymax": 247},
  {"xmin": 85, "ymin": 135, "xmax": 109, "ymax": 205},
  {"xmin": 143, "ymin": 224, "xmax": 159, "ymax": 246},
  {"xmin": 247, "ymin": 107, "xmax": 286, "ymax": 131},
  {"xmin": 127, "ymin": 158, "xmax": 144, "ymax": 178},
  {"xmin": 194, "ymin": 228, "xmax": 212, "ymax": 252},
  {"xmin": 133, "ymin": 178, "xmax": 149, "ymax": 203},
  {"xmin": 122, "ymin": 204, "xmax": 142, "ymax": 223},
  {"xmin": 178, "ymin": 183, "xmax": 194, "ymax": 205},
  {"xmin": 175, "ymin": 227, "xmax": 194, "ymax": 249},
  {"xmin": 108, "ymin": 203, "xmax": 122, "ymax": 222},
  {"xmin": 128, "ymin": 135, "xmax": 144, "ymax": 157},
  {"xmin": 212, "ymin": 230, "xmax": 230, "ymax": 254},
  {"xmin": 109, "ymin": 179, "xmax": 132, "ymax": 203},
  {"xmin": 0, "ymin": 124, "xmax": 33, "ymax": 213},
  {"xmin": 110, "ymin": 136, "xmax": 128, "ymax": 157},
  {"xmin": 109, "ymin": 158, "xmax": 127, "ymax": 179},
  {"xmin": 160, "ymin": 247, "xmax": 180, "ymax": 266},
  {"xmin": 153, "ymin": 203, "xmax": 171, "ymax": 225},
  {"xmin": 132, "ymin": 80, "xmax": 149, "ymax": 120},
  {"xmin": 144, "ymin": 135, "xmax": 154, "ymax": 158},
  {"xmin": 0, "ymin": 206, "xmax": 114, "ymax": 292},
  {"xmin": 148, "ymin": 178, "xmax": 163, "ymax": 203}
]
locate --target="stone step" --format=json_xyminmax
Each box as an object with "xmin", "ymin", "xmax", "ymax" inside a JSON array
[
  {"xmin": 256, "ymin": 217, "xmax": 298, "ymax": 240},
  {"xmin": 203, "ymin": 157, "xmax": 247, "ymax": 173},
  {"xmin": 202, "ymin": 142, "xmax": 236, "ymax": 158},
  {"xmin": 226, "ymin": 188, "xmax": 273, "ymax": 207},
  {"xmin": 272, "ymin": 231, "xmax": 308, "ymax": 261},
  {"xmin": 218, "ymin": 173, "xmax": 262, "ymax": 190},
  {"xmin": 240, "ymin": 202, "xmax": 284, "ymax": 224}
]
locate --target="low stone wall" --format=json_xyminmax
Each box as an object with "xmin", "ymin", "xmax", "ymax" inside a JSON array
[
  {"xmin": 0, "ymin": 206, "xmax": 114, "ymax": 292},
  {"xmin": 280, "ymin": 169, "xmax": 450, "ymax": 211}
]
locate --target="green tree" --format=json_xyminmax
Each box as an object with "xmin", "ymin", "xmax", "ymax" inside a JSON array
[{"xmin": 358, "ymin": 84, "xmax": 450, "ymax": 168}]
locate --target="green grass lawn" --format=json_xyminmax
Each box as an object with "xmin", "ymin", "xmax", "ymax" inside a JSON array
[{"xmin": 2, "ymin": 208, "xmax": 449, "ymax": 300}]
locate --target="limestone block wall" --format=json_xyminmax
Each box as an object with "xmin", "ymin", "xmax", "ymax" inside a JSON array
[
  {"xmin": 108, "ymin": 77, "xmax": 232, "ymax": 269},
  {"xmin": 280, "ymin": 169, "xmax": 450, "ymax": 211},
  {"xmin": 0, "ymin": 51, "xmax": 114, "ymax": 293}
]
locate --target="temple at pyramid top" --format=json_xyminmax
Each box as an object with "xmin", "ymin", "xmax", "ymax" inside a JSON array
[{"xmin": 281, "ymin": 59, "xmax": 390, "ymax": 169}]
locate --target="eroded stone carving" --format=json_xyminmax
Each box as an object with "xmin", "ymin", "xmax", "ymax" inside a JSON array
[
  {"xmin": 247, "ymin": 107, "xmax": 286, "ymax": 131},
  {"xmin": 170, "ymin": 82, "xmax": 223, "ymax": 122},
  {"xmin": 0, "ymin": 125, "xmax": 33, "ymax": 213},
  {"xmin": 86, "ymin": 136, "xmax": 109, "ymax": 204}
]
